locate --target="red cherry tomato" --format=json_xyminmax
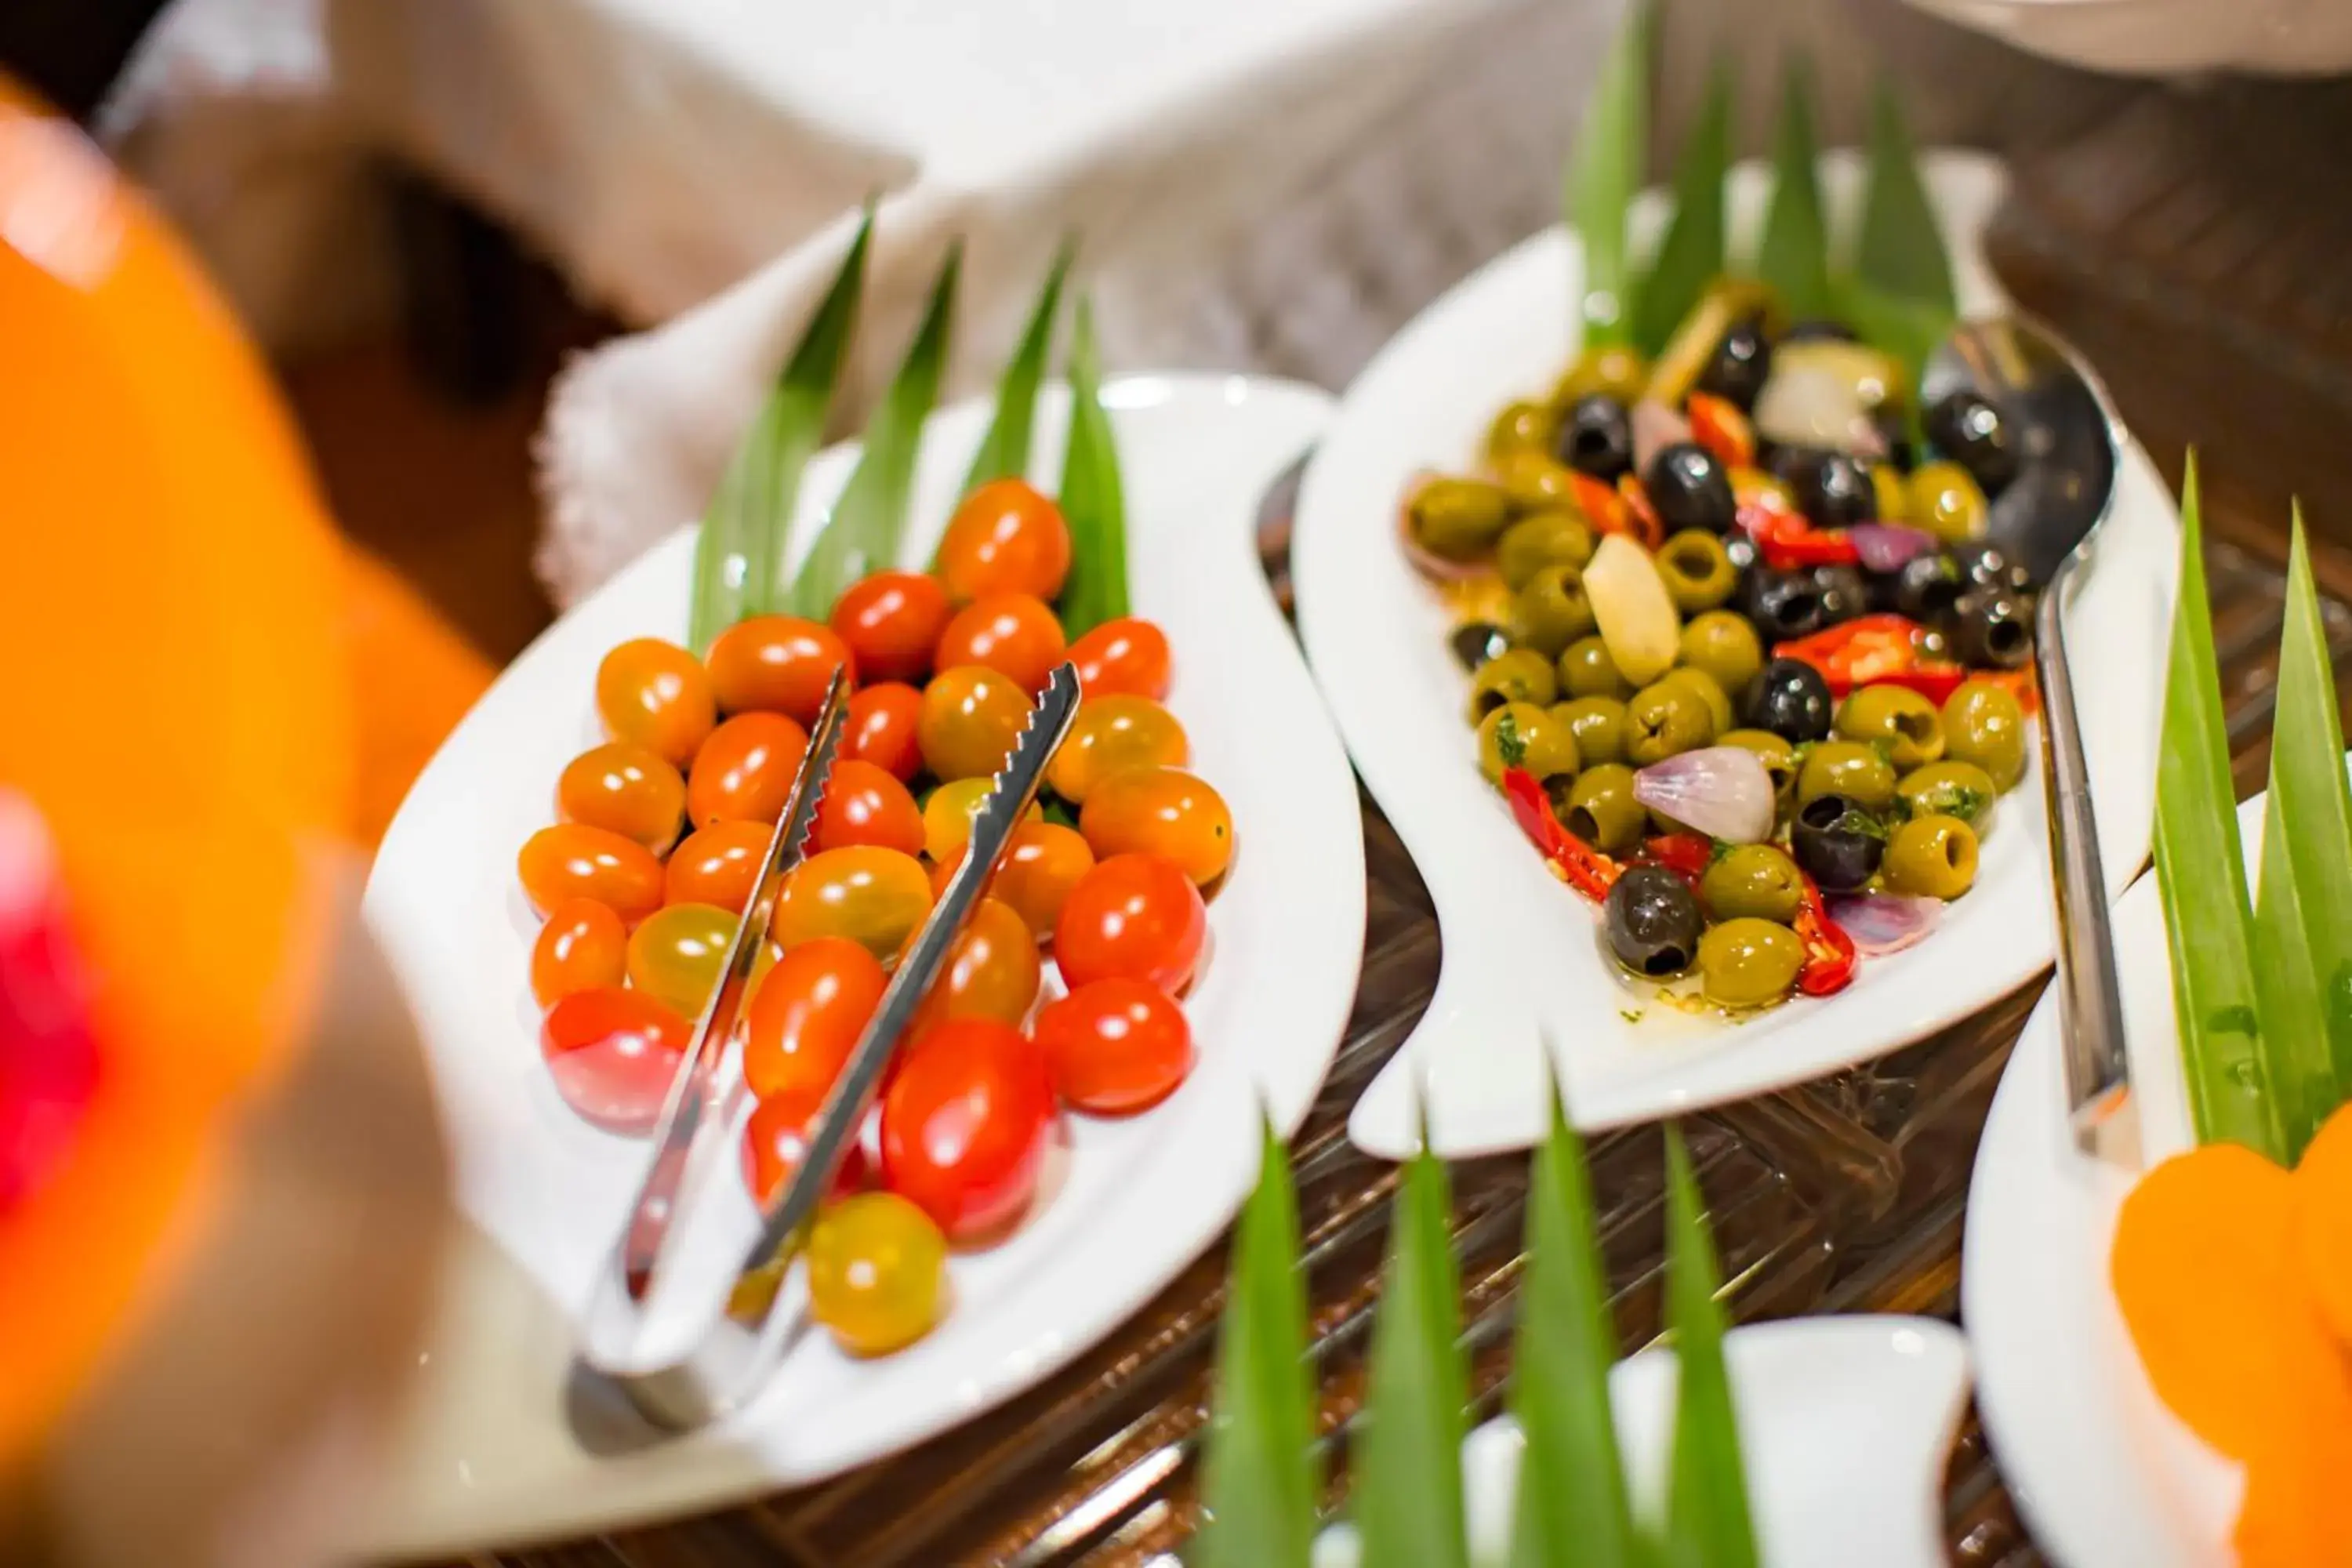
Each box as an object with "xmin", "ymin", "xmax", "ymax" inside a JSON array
[
  {"xmin": 1036, "ymin": 978, "xmax": 1195, "ymax": 1113},
  {"xmin": 518, "ymin": 823, "xmax": 666, "ymax": 923},
  {"xmin": 556, "ymin": 741, "xmax": 687, "ymax": 853},
  {"xmin": 880, "ymin": 1019, "xmax": 1056, "ymax": 1239},
  {"xmin": 665, "ymin": 819, "xmax": 768, "ymax": 912},
  {"xmin": 829, "ymin": 570, "xmax": 952, "ymax": 684},
  {"xmin": 531, "ymin": 898, "xmax": 627, "ymax": 1007},
  {"xmin": 1068, "ymin": 617, "xmax": 1173, "ymax": 702},
  {"xmin": 686, "ymin": 711, "xmax": 808, "ymax": 829},
  {"xmin": 936, "ymin": 478, "xmax": 1072, "ymax": 602},
  {"xmin": 743, "ymin": 935, "xmax": 887, "ymax": 1102},
  {"xmin": 596, "ymin": 638, "xmax": 716, "ymax": 768},
  {"xmin": 540, "ymin": 986, "xmax": 689, "ymax": 1133},
  {"xmin": 845, "ymin": 681, "xmax": 924, "ymax": 781},
  {"xmin": 742, "ymin": 1081, "xmax": 870, "ymax": 1206},
  {"xmin": 934, "ymin": 593, "xmax": 1067, "ymax": 694},
  {"xmin": 1054, "ymin": 853, "xmax": 1207, "ymax": 993},
  {"xmin": 706, "ymin": 615, "xmax": 855, "ymax": 723},
  {"xmin": 811, "ymin": 758, "xmax": 925, "ymax": 858}
]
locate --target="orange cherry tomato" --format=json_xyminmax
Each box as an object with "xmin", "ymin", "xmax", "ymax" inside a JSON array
[
  {"xmin": 912, "ymin": 898, "xmax": 1041, "ymax": 1033},
  {"xmin": 686, "ymin": 711, "xmax": 809, "ymax": 829},
  {"xmin": 1079, "ymin": 767, "xmax": 1235, "ymax": 886},
  {"xmin": 880, "ymin": 1019, "xmax": 1057, "ymax": 1239},
  {"xmin": 530, "ymin": 898, "xmax": 627, "ymax": 1008},
  {"xmin": 1036, "ymin": 978, "xmax": 1195, "ymax": 1113},
  {"xmin": 993, "ymin": 822, "xmax": 1096, "ymax": 938},
  {"xmin": 557, "ymin": 741, "xmax": 687, "ymax": 853},
  {"xmin": 1068, "ymin": 617, "xmax": 1173, "ymax": 702},
  {"xmin": 706, "ymin": 615, "xmax": 855, "ymax": 723},
  {"xmin": 596, "ymin": 637, "xmax": 716, "ymax": 768},
  {"xmin": 1055, "ymin": 853, "xmax": 1207, "ymax": 993},
  {"xmin": 742, "ymin": 1080, "xmax": 870, "ymax": 1206},
  {"xmin": 1044, "ymin": 696, "xmax": 1189, "ymax": 804},
  {"xmin": 829, "ymin": 570, "xmax": 952, "ymax": 684},
  {"xmin": 665, "ymin": 819, "xmax": 768, "ymax": 912},
  {"xmin": 845, "ymin": 681, "xmax": 924, "ymax": 782},
  {"xmin": 918, "ymin": 665, "xmax": 1034, "ymax": 781},
  {"xmin": 518, "ymin": 823, "xmax": 666, "ymax": 922},
  {"xmin": 626, "ymin": 902, "xmax": 739, "ymax": 1020},
  {"xmin": 540, "ymin": 985, "xmax": 690, "ymax": 1133},
  {"xmin": 933, "ymin": 593, "xmax": 1067, "ymax": 694},
  {"xmin": 936, "ymin": 478, "xmax": 1073, "ymax": 603},
  {"xmin": 774, "ymin": 846, "xmax": 935, "ymax": 960},
  {"xmin": 812, "ymin": 759, "xmax": 925, "ymax": 858},
  {"xmin": 743, "ymin": 935, "xmax": 887, "ymax": 1102}
]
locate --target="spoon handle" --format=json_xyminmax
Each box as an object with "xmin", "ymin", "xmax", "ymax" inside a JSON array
[{"xmin": 2034, "ymin": 561, "xmax": 2132, "ymax": 1149}]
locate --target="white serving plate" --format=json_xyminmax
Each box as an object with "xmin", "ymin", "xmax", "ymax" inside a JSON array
[
  {"xmin": 1292, "ymin": 151, "xmax": 2180, "ymax": 1158},
  {"xmin": 1314, "ymin": 1316, "xmax": 1972, "ymax": 1568},
  {"xmin": 356, "ymin": 375, "xmax": 1367, "ymax": 1558}
]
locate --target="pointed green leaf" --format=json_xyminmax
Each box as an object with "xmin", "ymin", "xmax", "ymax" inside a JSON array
[
  {"xmin": 1054, "ymin": 294, "xmax": 1130, "ymax": 637},
  {"xmin": 789, "ymin": 243, "xmax": 961, "ymax": 620},
  {"xmin": 1659, "ymin": 1127, "xmax": 1758, "ymax": 1568},
  {"xmin": 1567, "ymin": 5, "xmax": 1650, "ymax": 348},
  {"xmin": 1507, "ymin": 1072, "xmax": 1639, "ymax": 1568},
  {"xmin": 689, "ymin": 207, "xmax": 871, "ymax": 651},
  {"xmin": 960, "ymin": 238, "xmax": 1074, "ymax": 498},
  {"xmin": 1751, "ymin": 57, "xmax": 1831, "ymax": 321},
  {"xmin": 1850, "ymin": 82, "xmax": 1955, "ymax": 319},
  {"xmin": 1194, "ymin": 1114, "xmax": 1319, "ymax": 1568},
  {"xmin": 1632, "ymin": 58, "xmax": 1732, "ymax": 358},
  {"xmin": 1356, "ymin": 1138, "xmax": 1469, "ymax": 1568},
  {"xmin": 2154, "ymin": 457, "xmax": 2282, "ymax": 1159},
  {"xmin": 2250, "ymin": 513, "xmax": 2352, "ymax": 1156}
]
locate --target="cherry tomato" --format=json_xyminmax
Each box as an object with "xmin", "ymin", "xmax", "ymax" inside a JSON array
[
  {"xmin": 920, "ymin": 777, "xmax": 1044, "ymax": 865},
  {"xmin": 992, "ymin": 822, "xmax": 1096, "ymax": 938},
  {"xmin": 1044, "ymin": 696, "xmax": 1189, "ymax": 804},
  {"xmin": 626, "ymin": 902, "xmax": 739, "ymax": 1020},
  {"xmin": 845, "ymin": 681, "xmax": 924, "ymax": 781},
  {"xmin": 742, "ymin": 1081, "xmax": 870, "ymax": 1206},
  {"xmin": 519, "ymin": 823, "xmax": 666, "ymax": 922},
  {"xmin": 807, "ymin": 1192, "xmax": 948, "ymax": 1356},
  {"xmin": 686, "ymin": 711, "xmax": 808, "ymax": 829},
  {"xmin": 880, "ymin": 1019, "xmax": 1056, "ymax": 1239},
  {"xmin": 774, "ymin": 846, "xmax": 934, "ymax": 960},
  {"xmin": 1068, "ymin": 617, "xmax": 1173, "ymax": 702},
  {"xmin": 912, "ymin": 898, "xmax": 1041, "ymax": 1033},
  {"xmin": 665, "ymin": 818, "xmax": 768, "ymax": 912},
  {"xmin": 530, "ymin": 898, "xmax": 627, "ymax": 1008},
  {"xmin": 829, "ymin": 570, "xmax": 952, "ymax": 684},
  {"xmin": 812, "ymin": 759, "xmax": 924, "ymax": 858},
  {"xmin": 934, "ymin": 593, "xmax": 1067, "ymax": 694},
  {"xmin": 540, "ymin": 986, "xmax": 689, "ymax": 1133},
  {"xmin": 1055, "ymin": 853, "xmax": 1207, "ymax": 993},
  {"xmin": 743, "ymin": 935, "xmax": 887, "ymax": 1102},
  {"xmin": 1079, "ymin": 767, "xmax": 1235, "ymax": 886},
  {"xmin": 556, "ymin": 741, "xmax": 688, "ymax": 854},
  {"xmin": 596, "ymin": 637, "xmax": 715, "ymax": 768},
  {"xmin": 936, "ymin": 478, "xmax": 1072, "ymax": 602},
  {"xmin": 706, "ymin": 615, "xmax": 855, "ymax": 723},
  {"xmin": 919, "ymin": 665, "xmax": 1033, "ymax": 781},
  {"xmin": 1036, "ymin": 978, "xmax": 1195, "ymax": 1113}
]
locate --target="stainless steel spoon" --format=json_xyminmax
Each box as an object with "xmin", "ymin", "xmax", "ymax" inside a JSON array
[{"xmin": 1922, "ymin": 315, "xmax": 2126, "ymax": 1153}]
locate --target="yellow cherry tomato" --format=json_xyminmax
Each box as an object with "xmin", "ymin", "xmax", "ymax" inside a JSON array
[
  {"xmin": 1079, "ymin": 767, "xmax": 1236, "ymax": 887},
  {"xmin": 917, "ymin": 664, "xmax": 1033, "ymax": 781},
  {"xmin": 920, "ymin": 777, "xmax": 1043, "ymax": 864},
  {"xmin": 626, "ymin": 902, "xmax": 739, "ymax": 1019},
  {"xmin": 807, "ymin": 1192, "xmax": 949, "ymax": 1356},
  {"xmin": 773, "ymin": 846, "xmax": 934, "ymax": 960},
  {"xmin": 1044, "ymin": 695, "xmax": 1189, "ymax": 804},
  {"xmin": 911, "ymin": 897, "xmax": 1041, "ymax": 1032}
]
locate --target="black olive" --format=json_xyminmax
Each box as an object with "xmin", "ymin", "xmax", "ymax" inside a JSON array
[
  {"xmin": 1791, "ymin": 793, "xmax": 1886, "ymax": 894},
  {"xmin": 1602, "ymin": 865, "xmax": 1703, "ymax": 978},
  {"xmin": 1695, "ymin": 316, "xmax": 1771, "ymax": 411},
  {"xmin": 1744, "ymin": 656, "xmax": 1835, "ymax": 743},
  {"xmin": 1643, "ymin": 442, "xmax": 1737, "ymax": 534},
  {"xmin": 1871, "ymin": 416, "xmax": 1916, "ymax": 475},
  {"xmin": 1740, "ymin": 568, "xmax": 1826, "ymax": 642},
  {"xmin": 1925, "ymin": 390, "xmax": 2019, "ymax": 496},
  {"xmin": 1804, "ymin": 563, "xmax": 1871, "ymax": 627},
  {"xmin": 1766, "ymin": 445, "xmax": 1878, "ymax": 528},
  {"xmin": 1947, "ymin": 540, "xmax": 2033, "ymax": 596},
  {"xmin": 1951, "ymin": 588, "xmax": 2034, "ymax": 670},
  {"xmin": 1450, "ymin": 621, "xmax": 1512, "ymax": 672},
  {"xmin": 1875, "ymin": 551, "xmax": 1968, "ymax": 623},
  {"xmin": 1722, "ymin": 530, "xmax": 1759, "ymax": 579},
  {"xmin": 1782, "ymin": 318, "xmax": 1860, "ymax": 344},
  {"xmin": 1556, "ymin": 394, "xmax": 1635, "ymax": 481}
]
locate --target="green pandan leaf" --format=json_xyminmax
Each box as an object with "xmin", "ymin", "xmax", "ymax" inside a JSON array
[
  {"xmin": 1633, "ymin": 58, "xmax": 1733, "ymax": 358},
  {"xmin": 961, "ymin": 238, "xmax": 1074, "ymax": 498},
  {"xmin": 1568, "ymin": 4, "xmax": 1650, "ymax": 349},
  {"xmin": 1054, "ymin": 294, "xmax": 1131, "ymax": 637},
  {"xmin": 1850, "ymin": 82, "xmax": 1955, "ymax": 321},
  {"xmin": 1658, "ymin": 1127, "xmax": 1758, "ymax": 1568},
  {"xmin": 1355, "ymin": 1133, "xmax": 1470, "ymax": 1568},
  {"xmin": 1751, "ymin": 57, "xmax": 1831, "ymax": 321}
]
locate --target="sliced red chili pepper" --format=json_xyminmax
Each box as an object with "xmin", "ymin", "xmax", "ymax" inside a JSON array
[
  {"xmin": 1639, "ymin": 832, "xmax": 1711, "ymax": 891},
  {"xmin": 1774, "ymin": 613, "xmax": 1936, "ymax": 697},
  {"xmin": 1615, "ymin": 474, "xmax": 1667, "ymax": 550},
  {"xmin": 1686, "ymin": 392, "xmax": 1756, "ymax": 470},
  {"xmin": 1500, "ymin": 766, "xmax": 1621, "ymax": 903},
  {"xmin": 1864, "ymin": 662, "xmax": 1971, "ymax": 706},
  {"xmin": 1755, "ymin": 529, "xmax": 1862, "ymax": 571},
  {"xmin": 1793, "ymin": 873, "xmax": 1857, "ymax": 996},
  {"xmin": 1570, "ymin": 471, "xmax": 1632, "ymax": 541}
]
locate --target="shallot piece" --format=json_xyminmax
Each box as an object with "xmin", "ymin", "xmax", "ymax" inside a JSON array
[
  {"xmin": 1631, "ymin": 398, "xmax": 1694, "ymax": 476},
  {"xmin": 1632, "ymin": 746, "xmax": 1777, "ymax": 845},
  {"xmin": 1848, "ymin": 523, "xmax": 1942, "ymax": 574},
  {"xmin": 1825, "ymin": 892, "xmax": 1944, "ymax": 956}
]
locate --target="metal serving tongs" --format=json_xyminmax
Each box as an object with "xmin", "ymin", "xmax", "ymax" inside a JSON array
[{"xmin": 578, "ymin": 660, "xmax": 1083, "ymax": 1430}]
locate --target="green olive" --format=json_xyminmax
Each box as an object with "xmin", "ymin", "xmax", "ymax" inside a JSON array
[
  {"xmin": 1624, "ymin": 677, "xmax": 1719, "ymax": 765},
  {"xmin": 1882, "ymin": 813, "xmax": 1980, "ymax": 898},
  {"xmin": 1496, "ymin": 510, "xmax": 1597, "ymax": 589},
  {"xmin": 1719, "ymin": 728, "xmax": 1798, "ymax": 808},
  {"xmin": 1871, "ymin": 463, "xmax": 1907, "ymax": 524},
  {"xmin": 1486, "ymin": 399, "xmax": 1558, "ymax": 467},
  {"xmin": 1654, "ymin": 529, "xmax": 1739, "ymax": 614},
  {"xmin": 1697, "ymin": 917, "xmax": 1807, "ymax": 1009},
  {"xmin": 1557, "ymin": 635, "xmax": 1631, "ymax": 700},
  {"xmin": 1551, "ymin": 696, "xmax": 1627, "ymax": 767},
  {"xmin": 1468, "ymin": 648, "xmax": 1556, "ymax": 723},
  {"xmin": 1406, "ymin": 477, "xmax": 1511, "ymax": 562},
  {"xmin": 1907, "ymin": 460, "xmax": 1990, "ymax": 544},
  {"xmin": 1941, "ymin": 680, "xmax": 2027, "ymax": 790},
  {"xmin": 1678, "ymin": 610, "xmax": 1763, "ymax": 699},
  {"xmin": 1552, "ymin": 343, "xmax": 1649, "ymax": 407},
  {"xmin": 1896, "ymin": 760, "xmax": 1999, "ymax": 825},
  {"xmin": 1835, "ymin": 684, "xmax": 1946, "ymax": 770},
  {"xmin": 1494, "ymin": 451, "xmax": 1580, "ymax": 516},
  {"xmin": 1563, "ymin": 764, "xmax": 1645, "ymax": 853},
  {"xmin": 1796, "ymin": 740, "xmax": 1897, "ymax": 811},
  {"xmin": 1700, "ymin": 844, "xmax": 1805, "ymax": 924},
  {"xmin": 1657, "ymin": 667, "xmax": 1732, "ymax": 737},
  {"xmin": 1510, "ymin": 563, "xmax": 1596, "ymax": 657},
  {"xmin": 1476, "ymin": 701, "xmax": 1581, "ymax": 786}
]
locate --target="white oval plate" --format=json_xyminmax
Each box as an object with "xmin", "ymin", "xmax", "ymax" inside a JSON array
[
  {"xmin": 1292, "ymin": 151, "xmax": 2180, "ymax": 1158},
  {"xmin": 1315, "ymin": 1316, "xmax": 1972, "ymax": 1568},
  {"xmin": 357, "ymin": 375, "xmax": 1366, "ymax": 1558}
]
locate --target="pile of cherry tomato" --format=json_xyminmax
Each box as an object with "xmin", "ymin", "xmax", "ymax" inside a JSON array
[{"xmin": 515, "ymin": 478, "xmax": 1236, "ymax": 1356}]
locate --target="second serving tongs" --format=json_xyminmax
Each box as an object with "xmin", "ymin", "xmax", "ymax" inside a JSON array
[{"xmin": 579, "ymin": 660, "xmax": 1083, "ymax": 1430}]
